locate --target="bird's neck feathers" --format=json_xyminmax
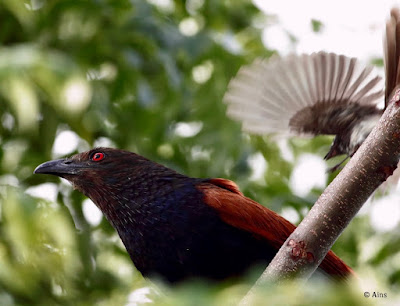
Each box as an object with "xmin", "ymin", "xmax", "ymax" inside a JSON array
[
  {"xmin": 75, "ymin": 157, "xmax": 189, "ymax": 225},
  {"xmin": 74, "ymin": 158, "xmax": 207, "ymax": 274}
]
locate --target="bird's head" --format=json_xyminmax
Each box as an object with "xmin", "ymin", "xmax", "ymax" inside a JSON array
[{"xmin": 34, "ymin": 147, "xmax": 155, "ymax": 205}]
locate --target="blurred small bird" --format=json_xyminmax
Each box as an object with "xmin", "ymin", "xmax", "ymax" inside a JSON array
[
  {"xmin": 34, "ymin": 148, "xmax": 353, "ymax": 283},
  {"xmin": 224, "ymin": 8, "xmax": 400, "ymax": 171}
]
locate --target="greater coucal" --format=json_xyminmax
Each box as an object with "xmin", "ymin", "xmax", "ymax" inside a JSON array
[
  {"xmin": 224, "ymin": 8, "xmax": 400, "ymax": 170},
  {"xmin": 34, "ymin": 148, "xmax": 353, "ymax": 283}
]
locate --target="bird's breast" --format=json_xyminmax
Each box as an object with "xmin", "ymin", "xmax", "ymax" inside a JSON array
[{"xmin": 99, "ymin": 180, "xmax": 275, "ymax": 283}]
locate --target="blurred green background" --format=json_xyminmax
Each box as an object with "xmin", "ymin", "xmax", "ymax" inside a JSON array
[{"xmin": 0, "ymin": 0, "xmax": 399, "ymax": 305}]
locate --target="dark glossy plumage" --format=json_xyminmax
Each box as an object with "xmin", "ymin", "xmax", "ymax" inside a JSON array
[{"xmin": 34, "ymin": 148, "xmax": 353, "ymax": 283}]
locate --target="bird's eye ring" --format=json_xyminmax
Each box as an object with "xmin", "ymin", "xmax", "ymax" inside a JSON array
[{"xmin": 91, "ymin": 152, "xmax": 105, "ymax": 162}]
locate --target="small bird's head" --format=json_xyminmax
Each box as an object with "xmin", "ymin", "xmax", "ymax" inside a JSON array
[{"xmin": 34, "ymin": 148, "xmax": 154, "ymax": 205}]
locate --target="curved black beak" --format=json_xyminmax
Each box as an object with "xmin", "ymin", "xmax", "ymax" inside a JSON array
[{"xmin": 34, "ymin": 159, "xmax": 80, "ymax": 176}]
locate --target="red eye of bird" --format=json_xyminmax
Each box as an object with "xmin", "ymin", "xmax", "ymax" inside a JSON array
[{"xmin": 91, "ymin": 152, "xmax": 105, "ymax": 162}]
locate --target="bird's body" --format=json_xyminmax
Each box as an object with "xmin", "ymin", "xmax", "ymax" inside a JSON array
[
  {"xmin": 34, "ymin": 148, "xmax": 353, "ymax": 283},
  {"xmin": 89, "ymin": 169, "xmax": 278, "ymax": 282}
]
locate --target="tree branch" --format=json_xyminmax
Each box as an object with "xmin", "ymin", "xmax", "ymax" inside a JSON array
[{"xmin": 241, "ymin": 90, "xmax": 400, "ymax": 304}]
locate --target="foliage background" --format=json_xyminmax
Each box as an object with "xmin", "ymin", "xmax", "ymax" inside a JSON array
[{"xmin": 0, "ymin": 0, "xmax": 399, "ymax": 305}]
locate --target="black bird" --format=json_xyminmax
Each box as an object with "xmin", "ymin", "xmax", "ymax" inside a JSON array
[{"xmin": 34, "ymin": 148, "xmax": 353, "ymax": 283}]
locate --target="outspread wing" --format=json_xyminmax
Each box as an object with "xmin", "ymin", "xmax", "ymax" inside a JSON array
[
  {"xmin": 224, "ymin": 52, "xmax": 383, "ymax": 136},
  {"xmin": 197, "ymin": 178, "xmax": 354, "ymax": 279}
]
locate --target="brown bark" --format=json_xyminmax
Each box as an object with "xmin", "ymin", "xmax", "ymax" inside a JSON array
[{"xmin": 241, "ymin": 90, "xmax": 400, "ymax": 304}]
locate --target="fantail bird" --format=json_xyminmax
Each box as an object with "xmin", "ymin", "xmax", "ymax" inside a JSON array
[
  {"xmin": 34, "ymin": 148, "xmax": 353, "ymax": 283},
  {"xmin": 223, "ymin": 9, "xmax": 400, "ymax": 171}
]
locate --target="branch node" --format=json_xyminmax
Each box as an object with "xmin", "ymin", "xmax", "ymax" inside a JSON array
[
  {"xmin": 288, "ymin": 239, "xmax": 308, "ymax": 260},
  {"xmin": 378, "ymin": 165, "xmax": 396, "ymax": 181},
  {"xmin": 306, "ymin": 252, "xmax": 315, "ymax": 263}
]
